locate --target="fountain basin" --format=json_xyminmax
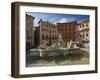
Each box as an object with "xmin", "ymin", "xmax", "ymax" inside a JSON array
[
  {"xmin": 28, "ymin": 48, "xmax": 67, "ymax": 57},
  {"xmin": 27, "ymin": 47, "xmax": 85, "ymax": 58}
]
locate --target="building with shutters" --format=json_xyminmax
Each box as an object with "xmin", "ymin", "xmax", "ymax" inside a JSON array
[
  {"xmin": 38, "ymin": 19, "xmax": 58, "ymax": 47},
  {"xmin": 57, "ymin": 22, "xmax": 78, "ymax": 42}
]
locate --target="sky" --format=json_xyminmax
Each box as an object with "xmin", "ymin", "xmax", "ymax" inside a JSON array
[{"xmin": 26, "ymin": 12, "xmax": 89, "ymax": 26}]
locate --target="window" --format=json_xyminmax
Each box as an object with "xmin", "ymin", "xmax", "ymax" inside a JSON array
[
  {"xmin": 73, "ymin": 28, "xmax": 75, "ymax": 31},
  {"xmin": 53, "ymin": 35, "xmax": 55, "ymax": 39},
  {"xmin": 46, "ymin": 29, "xmax": 48, "ymax": 32},
  {"xmin": 65, "ymin": 29, "xmax": 67, "ymax": 31},
  {"xmin": 41, "ymin": 28, "xmax": 43, "ymax": 31},
  {"xmin": 80, "ymin": 26, "xmax": 81, "ymax": 28},
  {"xmin": 49, "ymin": 30, "xmax": 51, "ymax": 33},
  {"xmin": 80, "ymin": 34, "xmax": 81, "ymax": 37},
  {"xmin": 42, "ymin": 34, "xmax": 44, "ymax": 39},
  {"xmin": 83, "ymin": 34, "xmax": 84, "ymax": 38},
  {"xmin": 83, "ymin": 24, "xmax": 84, "ymax": 28},
  {"xmin": 86, "ymin": 33, "xmax": 88, "ymax": 37},
  {"xmin": 53, "ymin": 30, "xmax": 55, "ymax": 33},
  {"xmin": 86, "ymin": 24, "xmax": 88, "ymax": 27},
  {"xmin": 58, "ymin": 29, "xmax": 60, "ymax": 31},
  {"xmin": 69, "ymin": 28, "xmax": 71, "ymax": 31}
]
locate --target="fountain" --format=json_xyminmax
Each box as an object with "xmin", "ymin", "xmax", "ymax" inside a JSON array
[
  {"xmin": 29, "ymin": 32, "xmax": 67, "ymax": 57},
  {"xmin": 57, "ymin": 33, "xmax": 64, "ymax": 47},
  {"xmin": 29, "ymin": 31, "xmax": 87, "ymax": 57}
]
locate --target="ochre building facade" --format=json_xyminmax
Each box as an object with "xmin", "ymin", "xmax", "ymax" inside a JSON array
[
  {"xmin": 38, "ymin": 19, "xmax": 58, "ymax": 47},
  {"xmin": 76, "ymin": 20, "xmax": 89, "ymax": 47}
]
